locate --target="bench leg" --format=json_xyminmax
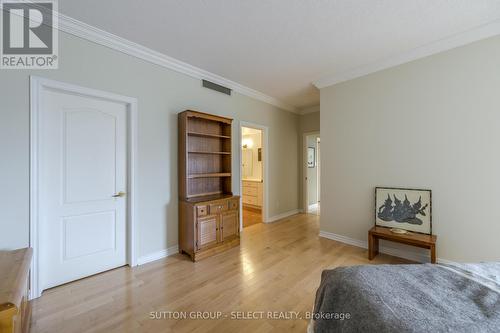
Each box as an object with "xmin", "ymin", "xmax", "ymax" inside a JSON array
[
  {"xmin": 368, "ymin": 234, "xmax": 379, "ymax": 260},
  {"xmin": 430, "ymin": 244, "xmax": 436, "ymax": 264}
]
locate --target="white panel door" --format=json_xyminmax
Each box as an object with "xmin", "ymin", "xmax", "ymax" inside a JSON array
[{"xmin": 39, "ymin": 88, "xmax": 128, "ymax": 291}]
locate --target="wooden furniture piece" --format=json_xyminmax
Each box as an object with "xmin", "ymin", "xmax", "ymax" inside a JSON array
[
  {"xmin": 242, "ymin": 180, "xmax": 263, "ymax": 209},
  {"xmin": 178, "ymin": 110, "xmax": 240, "ymax": 261},
  {"xmin": 0, "ymin": 248, "xmax": 32, "ymax": 333},
  {"xmin": 368, "ymin": 226, "xmax": 437, "ymax": 263}
]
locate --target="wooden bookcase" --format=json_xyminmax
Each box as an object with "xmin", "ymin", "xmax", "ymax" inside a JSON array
[
  {"xmin": 179, "ymin": 110, "xmax": 233, "ymax": 198},
  {"xmin": 178, "ymin": 110, "xmax": 240, "ymax": 261}
]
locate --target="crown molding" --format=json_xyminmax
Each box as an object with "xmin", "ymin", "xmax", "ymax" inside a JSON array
[
  {"xmin": 298, "ymin": 105, "xmax": 320, "ymax": 115},
  {"xmin": 54, "ymin": 12, "xmax": 297, "ymax": 113},
  {"xmin": 314, "ymin": 19, "xmax": 500, "ymax": 89}
]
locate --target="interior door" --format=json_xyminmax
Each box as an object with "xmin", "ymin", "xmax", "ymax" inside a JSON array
[
  {"xmin": 197, "ymin": 215, "xmax": 219, "ymax": 250},
  {"xmin": 39, "ymin": 87, "xmax": 128, "ymax": 291},
  {"xmin": 221, "ymin": 211, "xmax": 239, "ymax": 241}
]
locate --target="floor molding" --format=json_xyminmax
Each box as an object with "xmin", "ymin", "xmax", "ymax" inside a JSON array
[
  {"xmin": 319, "ymin": 230, "xmax": 453, "ymax": 264},
  {"xmin": 54, "ymin": 12, "xmax": 296, "ymax": 113},
  {"xmin": 137, "ymin": 245, "xmax": 179, "ymax": 265},
  {"xmin": 265, "ymin": 209, "xmax": 301, "ymax": 223}
]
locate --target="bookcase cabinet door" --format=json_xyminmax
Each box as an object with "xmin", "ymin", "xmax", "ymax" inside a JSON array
[
  {"xmin": 197, "ymin": 215, "xmax": 219, "ymax": 250},
  {"xmin": 221, "ymin": 211, "xmax": 239, "ymax": 241}
]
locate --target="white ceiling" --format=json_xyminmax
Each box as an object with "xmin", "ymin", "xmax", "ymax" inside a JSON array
[{"xmin": 59, "ymin": 1, "xmax": 500, "ymax": 110}]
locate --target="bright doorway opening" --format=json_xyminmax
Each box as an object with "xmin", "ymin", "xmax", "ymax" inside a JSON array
[
  {"xmin": 241, "ymin": 126, "xmax": 264, "ymax": 227},
  {"xmin": 304, "ymin": 133, "xmax": 320, "ymax": 216}
]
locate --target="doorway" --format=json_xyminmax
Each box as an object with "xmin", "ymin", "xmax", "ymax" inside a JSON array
[
  {"xmin": 30, "ymin": 77, "xmax": 138, "ymax": 298},
  {"xmin": 240, "ymin": 123, "xmax": 267, "ymax": 228},
  {"xmin": 303, "ymin": 132, "xmax": 320, "ymax": 215}
]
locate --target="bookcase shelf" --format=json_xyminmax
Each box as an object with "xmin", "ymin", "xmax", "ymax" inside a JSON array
[
  {"xmin": 179, "ymin": 110, "xmax": 233, "ymax": 199},
  {"xmin": 187, "ymin": 191, "xmax": 223, "ymax": 198},
  {"xmin": 188, "ymin": 151, "xmax": 231, "ymax": 155},
  {"xmin": 188, "ymin": 173, "xmax": 231, "ymax": 179},
  {"xmin": 187, "ymin": 131, "xmax": 231, "ymax": 139}
]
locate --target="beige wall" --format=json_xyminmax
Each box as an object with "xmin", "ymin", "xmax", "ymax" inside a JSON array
[
  {"xmin": 299, "ymin": 111, "xmax": 320, "ymax": 134},
  {"xmin": 320, "ymin": 35, "xmax": 500, "ymax": 262},
  {"xmin": 298, "ymin": 111, "xmax": 320, "ymax": 210},
  {"xmin": 0, "ymin": 32, "xmax": 300, "ymax": 258}
]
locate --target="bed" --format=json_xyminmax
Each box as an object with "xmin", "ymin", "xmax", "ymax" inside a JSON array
[{"xmin": 310, "ymin": 262, "xmax": 500, "ymax": 332}]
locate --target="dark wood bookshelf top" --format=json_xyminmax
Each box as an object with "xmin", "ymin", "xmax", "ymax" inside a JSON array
[{"xmin": 182, "ymin": 110, "xmax": 233, "ymax": 124}]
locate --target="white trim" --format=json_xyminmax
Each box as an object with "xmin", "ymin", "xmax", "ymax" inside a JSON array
[
  {"xmin": 319, "ymin": 230, "xmax": 453, "ymax": 264},
  {"xmin": 303, "ymin": 131, "xmax": 320, "ymax": 213},
  {"xmin": 316, "ymin": 137, "xmax": 320, "ymax": 204},
  {"xmin": 51, "ymin": 12, "xmax": 296, "ymax": 113},
  {"xmin": 29, "ymin": 76, "xmax": 139, "ymax": 299},
  {"xmin": 299, "ymin": 105, "xmax": 320, "ymax": 115},
  {"xmin": 29, "ymin": 77, "xmax": 40, "ymax": 300},
  {"xmin": 313, "ymin": 19, "xmax": 500, "ymax": 89},
  {"xmin": 319, "ymin": 231, "xmax": 366, "ymax": 248},
  {"xmin": 127, "ymin": 97, "xmax": 139, "ymax": 268},
  {"xmin": 137, "ymin": 245, "xmax": 179, "ymax": 265},
  {"xmin": 265, "ymin": 209, "xmax": 301, "ymax": 223},
  {"xmin": 239, "ymin": 121, "xmax": 269, "ymax": 230}
]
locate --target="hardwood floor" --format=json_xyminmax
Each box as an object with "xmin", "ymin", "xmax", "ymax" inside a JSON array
[
  {"xmin": 31, "ymin": 213, "xmax": 410, "ymax": 333},
  {"xmin": 242, "ymin": 207, "xmax": 262, "ymax": 227}
]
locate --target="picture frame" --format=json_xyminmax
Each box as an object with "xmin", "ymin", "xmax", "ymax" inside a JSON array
[
  {"xmin": 375, "ymin": 187, "xmax": 432, "ymax": 235},
  {"xmin": 307, "ymin": 147, "xmax": 315, "ymax": 168}
]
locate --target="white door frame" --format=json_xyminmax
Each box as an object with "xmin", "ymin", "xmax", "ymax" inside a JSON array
[
  {"xmin": 29, "ymin": 76, "xmax": 138, "ymax": 299},
  {"xmin": 238, "ymin": 121, "xmax": 269, "ymax": 229},
  {"xmin": 303, "ymin": 131, "xmax": 320, "ymax": 214},
  {"xmin": 317, "ymin": 137, "xmax": 321, "ymax": 204}
]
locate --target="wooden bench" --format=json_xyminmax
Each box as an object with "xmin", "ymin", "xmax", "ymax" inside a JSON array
[
  {"xmin": 0, "ymin": 248, "xmax": 32, "ymax": 333},
  {"xmin": 368, "ymin": 226, "xmax": 437, "ymax": 263}
]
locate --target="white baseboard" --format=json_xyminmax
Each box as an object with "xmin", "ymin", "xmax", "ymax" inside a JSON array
[
  {"xmin": 137, "ymin": 245, "xmax": 179, "ymax": 265},
  {"xmin": 319, "ymin": 230, "xmax": 453, "ymax": 264},
  {"xmin": 265, "ymin": 209, "xmax": 301, "ymax": 223},
  {"xmin": 320, "ymin": 231, "xmax": 366, "ymax": 248}
]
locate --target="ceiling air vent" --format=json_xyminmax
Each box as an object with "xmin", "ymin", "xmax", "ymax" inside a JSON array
[{"xmin": 202, "ymin": 80, "xmax": 231, "ymax": 96}]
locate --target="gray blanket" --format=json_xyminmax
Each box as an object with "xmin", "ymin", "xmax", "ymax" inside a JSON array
[{"xmin": 312, "ymin": 263, "xmax": 500, "ymax": 332}]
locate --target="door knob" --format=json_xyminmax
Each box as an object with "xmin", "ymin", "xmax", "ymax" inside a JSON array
[{"xmin": 112, "ymin": 191, "xmax": 126, "ymax": 198}]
